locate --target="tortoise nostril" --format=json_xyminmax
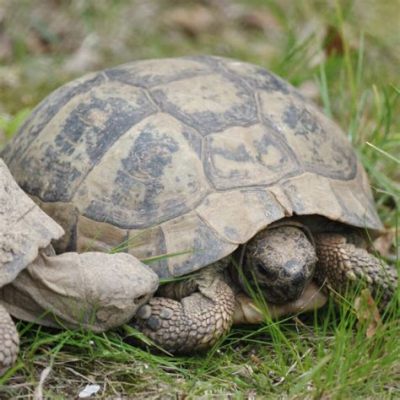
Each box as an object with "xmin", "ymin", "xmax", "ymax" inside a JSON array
[{"xmin": 290, "ymin": 270, "xmax": 307, "ymax": 287}]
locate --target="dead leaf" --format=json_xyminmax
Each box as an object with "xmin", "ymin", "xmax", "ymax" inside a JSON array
[
  {"xmin": 162, "ymin": 5, "xmax": 219, "ymax": 37},
  {"xmin": 246, "ymin": 389, "xmax": 257, "ymax": 400},
  {"xmin": 323, "ymin": 25, "xmax": 345, "ymax": 56},
  {"xmin": 250, "ymin": 353, "xmax": 262, "ymax": 366},
  {"xmin": 354, "ymin": 289, "xmax": 382, "ymax": 338},
  {"xmin": 238, "ymin": 9, "xmax": 280, "ymax": 34},
  {"xmin": 373, "ymin": 229, "xmax": 396, "ymax": 257},
  {"xmin": 25, "ymin": 30, "xmax": 50, "ymax": 55},
  {"xmin": 233, "ymin": 364, "xmax": 254, "ymax": 379},
  {"xmin": 78, "ymin": 384, "xmax": 101, "ymax": 398},
  {"xmin": 63, "ymin": 34, "xmax": 100, "ymax": 74},
  {"xmin": 33, "ymin": 366, "xmax": 52, "ymax": 400},
  {"xmin": 0, "ymin": 33, "xmax": 12, "ymax": 62}
]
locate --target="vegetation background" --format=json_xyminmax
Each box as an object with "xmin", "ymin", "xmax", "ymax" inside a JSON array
[{"xmin": 0, "ymin": 0, "xmax": 399, "ymax": 398}]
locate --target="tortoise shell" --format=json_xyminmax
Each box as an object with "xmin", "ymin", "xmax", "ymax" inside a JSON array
[
  {"xmin": 0, "ymin": 159, "xmax": 63, "ymax": 287},
  {"xmin": 1, "ymin": 56, "xmax": 381, "ymax": 278}
]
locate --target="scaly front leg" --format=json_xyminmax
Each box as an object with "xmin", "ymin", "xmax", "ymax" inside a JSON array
[
  {"xmin": 134, "ymin": 267, "xmax": 235, "ymax": 354},
  {"xmin": 314, "ymin": 233, "xmax": 398, "ymax": 307}
]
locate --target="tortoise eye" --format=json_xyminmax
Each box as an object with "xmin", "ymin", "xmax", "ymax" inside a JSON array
[{"xmin": 255, "ymin": 262, "xmax": 266, "ymax": 274}]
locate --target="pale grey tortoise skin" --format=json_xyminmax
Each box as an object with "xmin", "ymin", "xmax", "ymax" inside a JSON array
[
  {"xmin": 0, "ymin": 305, "xmax": 19, "ymax": 376},
  {"xmin": 0, "ymin": 159, "xmax": 158, "ymax": 375},
  {"xmin": 0, "ymin": 158, "xmax": 63, "ymax": 375},
  {"xmin": 2, "ymin": 56, "xmax": 398, "ymax": 354}
]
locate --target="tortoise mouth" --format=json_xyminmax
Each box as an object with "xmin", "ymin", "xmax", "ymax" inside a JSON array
[{"xmin": 256, "ymin": 271, "xmax": 313, "ymax": 304}]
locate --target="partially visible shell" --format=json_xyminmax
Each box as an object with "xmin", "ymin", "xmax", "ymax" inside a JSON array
[{"xmin": 0, "ymin": 159, "xmax": 64, "ymax": 287}]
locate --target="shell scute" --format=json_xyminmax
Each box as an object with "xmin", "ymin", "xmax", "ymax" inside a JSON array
[
  {"xmin": 151, "ymin": 73, "xmax": 258, "ymax": 135},
  {"xmin": 6, "ymin": 73, "xmax": 105, "ymax": 174},
  {"xmin": 11, "ymin": 80, "xmax": 157, "ymax": 202},
  {"xmin": 105, "ymin": 58, "xmax": 212, "ymax": 88},
  {"xmin": 204, "ymin": 124, "xmax": 298, "ymax": 190},
  {"xmin": 73, "ymin": 113, "xmax": 210, "ymax": 229},
  {"xmin": 219, "ymin": 58, "xmax": 291, "ymax": 94},
  {"xmin": 257, "ymin": 89, "xmax": 357, "ymax": 179}
]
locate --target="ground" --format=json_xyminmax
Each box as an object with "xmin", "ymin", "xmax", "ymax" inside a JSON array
[{"xmin": 0, "ymin": 0, "xmax": 399, "ymax": 398}]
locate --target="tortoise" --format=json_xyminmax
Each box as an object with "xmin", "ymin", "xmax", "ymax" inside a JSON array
[
  {"xmin": 0, "ymin": 159, "xmax": 158, "ymax": 375},
  {"xmin": 1, "ymin": 55, "xmax": 397, "ymax": 354}
]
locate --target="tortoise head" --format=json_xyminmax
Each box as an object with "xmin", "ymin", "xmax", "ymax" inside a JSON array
[{"xmin": 242, "ymin": 225, "xmax": 317, "ymax": 304}]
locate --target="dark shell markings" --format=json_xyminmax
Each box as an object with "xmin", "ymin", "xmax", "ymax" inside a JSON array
[{"xmin": 1, "ymin": 56, "xmax": 381, "ymax": 278}]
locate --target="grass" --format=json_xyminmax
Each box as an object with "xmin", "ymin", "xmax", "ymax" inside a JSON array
[
  {"xmin": 0, "ymin": 0, "xmax": 399, "ymax": 398},
  {"xmin": 1, "ymin": 297, "xmax": 399, "ymax": 398}
]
